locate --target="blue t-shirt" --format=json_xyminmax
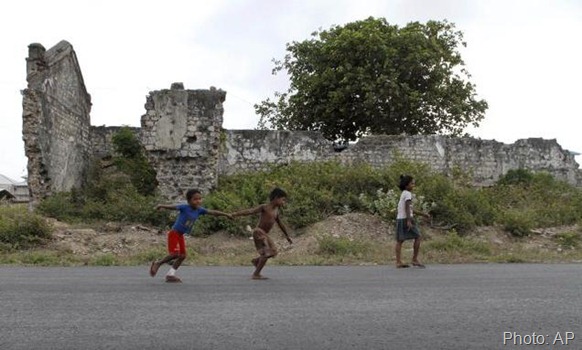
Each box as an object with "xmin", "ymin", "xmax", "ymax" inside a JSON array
[{"xmin": 172, "ymin": 204, "xmax": 208, "ymax": 234}]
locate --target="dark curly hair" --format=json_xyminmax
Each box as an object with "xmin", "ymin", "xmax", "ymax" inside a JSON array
[
  {"xmin": 398, "ymin": 175, "xmax": 414, "ymax": 191},
  {"xmin": 186, "ymin": 189, "xmax": 201, "ymax": 201},
  {"xmin": 269, "ymin": 187, "xmax": 288, "ymax": 201}
]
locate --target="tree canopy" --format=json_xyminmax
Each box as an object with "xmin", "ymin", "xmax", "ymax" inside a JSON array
[{"xmin": 255, "ymin": 17, "xmax": 488, "ymax": 142}]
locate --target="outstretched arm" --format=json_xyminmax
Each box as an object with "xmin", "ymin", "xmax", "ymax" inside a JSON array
[
  {"xmin": 276, "ymin": 215, "xmax": 293, "ymax": 244},
  {"xmin": 155, "ymin": 204, "xmax": 177, "ymax": 211},
  {"xmin": 231, "ymin": 205, "xmax": 263, "ymax": 218},
  {"xmin": 206, "ymin": 209, "xmax": 234, "ymax": 220}
]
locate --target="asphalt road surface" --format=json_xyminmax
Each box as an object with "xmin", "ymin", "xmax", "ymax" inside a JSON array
[{"xmin": 1, "ymin": 264, "xmax": 580, "ymax": 350}]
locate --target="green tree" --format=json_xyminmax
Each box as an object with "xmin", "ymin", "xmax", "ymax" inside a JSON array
[{"xmin": 256, "ymin": 17, "xmax": 488, "ymax": 142}]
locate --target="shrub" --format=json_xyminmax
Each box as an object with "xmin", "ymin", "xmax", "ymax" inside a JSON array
[
  {"xmin": 111, "ymin": 127, "xmax": 158, "ymax": 196},
  {"xmin": 316, "ymin": 235, "xmax": 371, "ymax": 257},
  {"xmin": 420, "ymin": 174, "xmax": 496, "ymax": 234},
  {"xmin": 425, "ymin": 230, "xmax": 491, "ymax": 255},
  {"xmin": 37, "ymin": 182, "xmax": 171, "ymax": 227},
  {"xmin": 34, "ymin": 157, "xmax": 582, "ymax": 239},
  {"xmin": 0, "ymin": 205, "xmax": 52, "ymax": 250},
  {"xmin": 36, "ymin": 192, "xmax": 83, "ymax": 222},
  {"xmin": 555, "ymin": 232, "xmax": 580, "ymax": 249},
  {"xmin": 502, "ymin": 210, "xmax": 534, "ymax": 237},
  {"xmin": 359, "ymin": 188, "xmax": 398, "ymax": 220},
  {"xmin": 497, "ymin": 168, "xmax": 534, "ymax": 186},
  {"xmin": 490, "ymin": 169, "xmax": 582, "ymax": 231}
]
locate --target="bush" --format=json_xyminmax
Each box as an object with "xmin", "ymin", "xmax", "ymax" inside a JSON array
[
  {"xmin": 555, "ymin": 232, "xmax": 580, "ymax": 249},
  {"xmin": 0, "ymin": 205, "xmax": 52, "ymax": 250},
  {"xmin": 34, "ymin": 158, "xmax": 582, "ymax": 239},
  {"xmin": 490, "ymin": 169, "xmax": 582, "ymax": 232},
  {"xmin": 425, "ymin": 230, "xmax": 491, "ymax": 255},
  {"xmin": 37, "ymin": 181, "xmax": 171, "ymax": 227},
  {"xmin": 36, "ymin": 192, "xmax": 83, "ymax": 222},
  {"xmin": 420, "ymin": 174, "xmax": 494, "ymax": 233},
  {"xmin": 111, "ymin": 127, "xmax": 158, "ymax": 196},
  {"xmin": 316, "ymin": 235, "xmax": 371, "ymax": 257},
  {"xmin": 502, "ymin": 210, "xmax": 534, "ymax": 237}
]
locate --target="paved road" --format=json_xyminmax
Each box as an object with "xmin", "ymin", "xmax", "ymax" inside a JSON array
[{"xmin": 0, "ymin": 264, "xmax": 580, "ymax": 350}]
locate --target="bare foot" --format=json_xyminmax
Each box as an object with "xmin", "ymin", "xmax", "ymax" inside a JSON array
[
  {"xmin": 251, "ymin": 275, "xmax": 269, "ymax": 280},
  {"xmin": 149, "ymin": 261, "xmax": 159, "ymax": 277},
  {"xmin": 165, "ymin": 275, "xmax": 182, "ymax": 283}
]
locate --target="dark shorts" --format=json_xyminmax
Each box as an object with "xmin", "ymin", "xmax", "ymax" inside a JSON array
[
  {"xmin": 253, "ymin": 228, "xmax": 277, "ymax": 258},
  {"xmin": 395, "ymin": 218, "xmax": 421, "ymax": 241}
]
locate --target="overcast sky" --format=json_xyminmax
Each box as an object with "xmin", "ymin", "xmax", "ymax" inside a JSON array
[{"xmin": 1, "ymin": 0, "xmax": 581, "ymax": 181}]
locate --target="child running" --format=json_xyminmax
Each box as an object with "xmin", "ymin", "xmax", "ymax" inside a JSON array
[
  {"xmin": 150, "ymin": 189, "xmax": 233, "ymax": 282},
  {"xmin": 231, "ymin": 188, "xmax": 293, "ymax": 280},
  {"xmin": 395, "ymin": 175, "xmax": 430, "ymax": 268}
]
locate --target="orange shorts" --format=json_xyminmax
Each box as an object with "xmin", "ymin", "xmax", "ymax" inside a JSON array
[{"xmin": 167, "ymin": 229, "xmax": 186, "ymax": 255}]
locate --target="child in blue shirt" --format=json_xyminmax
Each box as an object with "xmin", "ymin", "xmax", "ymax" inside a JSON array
[{"xmin": 149, "ymin": 189, "xmax": 233, "ymax": 282}]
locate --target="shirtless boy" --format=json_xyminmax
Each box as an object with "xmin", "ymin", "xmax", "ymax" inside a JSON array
[{"xmin": 231, "ymin": 188, "xmax": 293, "ymax": 279}]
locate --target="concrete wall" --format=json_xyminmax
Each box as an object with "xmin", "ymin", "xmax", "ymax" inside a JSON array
[{"xmin": 22, "ymin": 41, "xmax": 92, "ymax": 206}]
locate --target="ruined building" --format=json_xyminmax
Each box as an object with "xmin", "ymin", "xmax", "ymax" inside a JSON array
[{"xmin": 22, "ymin": 41, "xmax": 582, "ymax": 206}]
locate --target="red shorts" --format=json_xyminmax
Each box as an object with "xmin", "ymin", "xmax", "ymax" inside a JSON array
[{"xmin": 167, "ymin": 229, "xmax": 186, "ymax": 255}]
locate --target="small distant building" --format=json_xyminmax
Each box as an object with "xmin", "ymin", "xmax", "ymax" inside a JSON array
[{"xmin": 0, "ymin": 174, "xmax": 29, "ymax": 203}]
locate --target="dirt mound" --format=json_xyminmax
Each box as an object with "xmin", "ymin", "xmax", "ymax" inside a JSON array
[
  {"xmin": 305, "ymin": 212, "xmax": 393, "ymax": 240},
  {"xmin": 47, "ymin": 219, "xmax": 165, "ymax": 256}
]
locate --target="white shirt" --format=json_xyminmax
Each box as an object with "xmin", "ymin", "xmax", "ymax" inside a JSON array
[{"xmin": 397, "ymin": 190, "xmax": 413, "ymax": 219}]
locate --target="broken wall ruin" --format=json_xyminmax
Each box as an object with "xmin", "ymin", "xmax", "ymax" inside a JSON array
[
  {"xmin": 219, "ymin": 132, "xmax": 582, "ymax": 187},
  {"xmin": 140, "ymin": 83, "xmax": 226, "ymax": 200},
  {"xmin": 22, "ymin": 41, "xmax": 582, "ymax": 206},
  {"xmin": 22, "ymin": 41, "xmax": 92, "ymax": 207}
]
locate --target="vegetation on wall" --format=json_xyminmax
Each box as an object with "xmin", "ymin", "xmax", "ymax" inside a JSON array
[
  {"xmin": 111, "ymin": 126, "xmax": 158, "ymax": 196},
  {"xmin": 37, "ymin": 127, "xmax": 170, "ymax": 227}
]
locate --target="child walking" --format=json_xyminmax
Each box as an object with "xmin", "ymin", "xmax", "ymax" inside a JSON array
[
  {"xmin": 231, "ymin": 188, "xmax": 293, "ymax": 280},
  {"xmin": 395, "ymin": 175, "xmax": 430, "ymax": 268},
  {"xmin": 149, "ymin": 189, "xmax": 233, "ymax": 282}
]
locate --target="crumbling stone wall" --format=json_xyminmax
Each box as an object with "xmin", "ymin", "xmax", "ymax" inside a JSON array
[
  {"xmin": 23, "ymin": 41, "xmax": 582, "ymax": 206},
  {"xmin": 22, "ymin": 41, "xmax": 92, "ymax": 207},
  {"xmin": 218, "ymin": 130, "xmax": 333, "ymax": 174},
  {"xmin": 337, "ymin": 135, "xmax": 582, "ymax": 186},
  {"xmin": 218, "ymin": 132, "xmax": 582, "ymax": 187},
  {"xmin": 90, "ymin": 125, "xmax": 140, "ymax": 159},
  {"xmin": 140, "ymin": 83, "xmax": 226, "ymax": 200}
]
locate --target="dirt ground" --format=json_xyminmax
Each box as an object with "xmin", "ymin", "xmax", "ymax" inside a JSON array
[
  {"xmin": 41, "ymin": 212, "xmax": 581, "ymax": 265},
  {"xmin": 45, "ymin": 213, "xmax": 395, "ymax": 258}
]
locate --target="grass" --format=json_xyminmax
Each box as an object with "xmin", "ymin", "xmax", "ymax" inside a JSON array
[{"xmin": 3, "ymin": 225, "xmax": 581, "ymax": 267}]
